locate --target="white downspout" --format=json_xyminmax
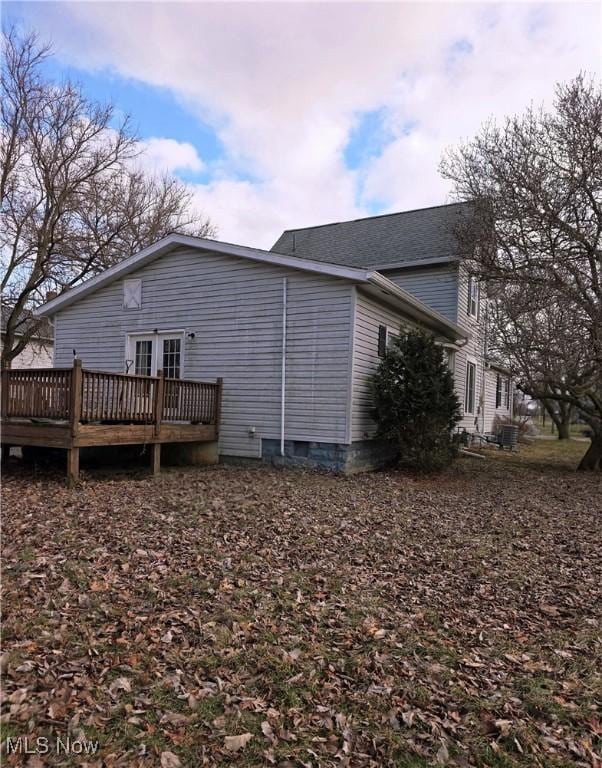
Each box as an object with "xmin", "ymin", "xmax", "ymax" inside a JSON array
[{"xmin": 280, "ymin": 277, "xmax": 287, "ymax": 456}]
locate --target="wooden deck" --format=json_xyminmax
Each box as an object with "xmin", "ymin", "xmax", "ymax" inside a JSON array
[{"xmin": 1, "ymin": 360, "xmax": 222, "ymax": 484}]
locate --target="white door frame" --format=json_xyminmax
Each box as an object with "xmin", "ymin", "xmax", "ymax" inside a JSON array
[{"xmin": 125, "ymin": 330, "xmax": 185, "ymax": 377}]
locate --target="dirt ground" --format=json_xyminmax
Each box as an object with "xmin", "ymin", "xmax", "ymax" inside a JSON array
[{"xmin": 1, "ymin": 441, "xmax": 600, "ymax": 767}]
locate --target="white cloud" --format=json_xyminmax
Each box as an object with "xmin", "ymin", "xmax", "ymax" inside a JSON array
[
  {"xmin": 138, "ymin": 137, "xmax": 204, "ymax": 175},
  {"xmin": 23, "ymin": 1, "xmax": 602, "ymax": 247}
]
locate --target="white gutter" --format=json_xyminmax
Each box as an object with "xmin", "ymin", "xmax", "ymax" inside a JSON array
[{"xmin": 280, "ymin": 277, "xmax": 287, "ymax": 457}]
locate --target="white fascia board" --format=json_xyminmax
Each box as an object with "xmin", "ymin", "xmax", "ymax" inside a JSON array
[
  {"xmin": 36, "ymin": 234, "xmax": 371, "ymax": 317},
  {"xmin": 366, "ymin": 271, "xmax": 468, "ymax": 342}
]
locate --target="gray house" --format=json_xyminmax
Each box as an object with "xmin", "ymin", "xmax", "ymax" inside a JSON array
[
  {"xmin": 273, "ymin": 202, "xmax": 514, "ymax": 437},
  {"xmin": 40, "ymin": 203, "xmax": 512, "ymax": 472}
]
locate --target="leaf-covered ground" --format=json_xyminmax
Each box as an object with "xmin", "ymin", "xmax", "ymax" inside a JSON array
[{"xmin": 2, "ymin": 443, "xmax": 601, "ymax": 767}]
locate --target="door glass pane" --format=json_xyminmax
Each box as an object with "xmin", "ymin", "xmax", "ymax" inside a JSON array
[
  {"xmin": 163, "ymin": 338, "xmax": 181, "ymax": 379},
  {"xmin": 135, "ymin": 340, "xmax": 153, "ymax": 376}
]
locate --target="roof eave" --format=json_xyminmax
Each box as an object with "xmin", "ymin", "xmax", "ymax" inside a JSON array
[
  {"xmin": 366, "ymin": 271, "xmax": 467, "ymax": 342},
  {"xmin": 36, "ymin": 234, "xmax": 370, "ymax": 317},
  {"xmin": 375, "ymin": 255, "xmax": 460, "ymax": 271}
]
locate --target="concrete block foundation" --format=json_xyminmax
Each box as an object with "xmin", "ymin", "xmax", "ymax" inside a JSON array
[{"xmin": 260, "ymin": 438, "xmax": 398, "ymax": 474}]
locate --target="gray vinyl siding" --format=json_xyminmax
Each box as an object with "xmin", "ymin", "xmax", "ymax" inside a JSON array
[
  {"xmin": 483, "ymin": 368, "xmax": 513, "ymax": 433},
  {"xmin": 378, "ymin": 262, "xmax": 489, "ymax": 433},
  {"xmin": 380, "ymin": 265, "xmax": 458, "ymax": 322},
  {"xmin": 454, "ymin": 265, "xmax": 487, "ymax": 432},
  {"xmin": 350, "ymin": 289, "xmax": 417, "ymax": 442},
  {"xmin": 53, "ymin": 247, "xmax": 353, "ymax": 457}
]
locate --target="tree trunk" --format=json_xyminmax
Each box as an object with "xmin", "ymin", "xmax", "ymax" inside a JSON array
[
  {"xmin": 541, "ymin": 398, "xmax": 571, "ymax": 440},
  {"xmin": 557, "ymin": 420, "xmax": 571, "ymax": 440},
  {"xmin": 577, "ymin": 433, "xmax": 602, "ymax": 471}
]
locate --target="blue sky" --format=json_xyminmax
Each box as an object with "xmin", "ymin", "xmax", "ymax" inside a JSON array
[{"xmin": 4, "ymin": 1, "xmax": 600, "ymax": 247}]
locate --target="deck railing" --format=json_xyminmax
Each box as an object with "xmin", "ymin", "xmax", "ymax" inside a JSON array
[
  {"xmin": 81, "ymin": 369, "xmax": 157, "ymax": 423},
  {"xmin": 1, "ymin": 361, "xmax": 222, "ymax": 428},
  {"xmin": 0, "ymin": 368, "xmax": 73, "ymax": 420}
]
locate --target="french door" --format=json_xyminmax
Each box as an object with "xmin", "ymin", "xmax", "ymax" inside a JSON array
[{"xmin": 127, "ymin": 332, "xmax": 183, "ymax": 379}]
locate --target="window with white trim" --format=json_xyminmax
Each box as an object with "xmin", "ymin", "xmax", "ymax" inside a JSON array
[
  {"xmin": 162, "ymin": 337, "xmax": 181, "ymax": 379},
  {"xmin": 386, "ymin": 328, "xmax": 400, "ymax": 347},
  {"xmin": 134, "ymin": 339, "xmax": 153, "ymax": 376},
  {"xmin": 503, "ymin": 377, "xmax": 510, "ymax": 408},
  {"xmin": 465, "ymin": 361, "xmax": 476, "ymax": 414},
  {"xmin": 467, "ymin": 276, "xmax": 479, "ymax": 318},
  {"xmin": 123, "ymin": 279, "xmax": 142, "ymax": 309}
]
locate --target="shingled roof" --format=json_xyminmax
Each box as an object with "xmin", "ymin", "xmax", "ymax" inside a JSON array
[
  {"xmin": 271, "ymin": 201, "xmax": 473, "ymax": 269},
  {"xmin": 1, "ymin": 304, "xmax": 53, "ymax": 341}
]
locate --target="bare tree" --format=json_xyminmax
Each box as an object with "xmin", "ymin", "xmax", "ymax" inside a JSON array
[
  {"xmin": 489, "ymin": 289, "xmax": 586, "ymax": 440},
  {"xmin": 1, "ymin": 29, "xmax": 214, "ymax": 367},
  {"xmin": 441, "ymin": 75, "xmax": 602, "ymax": 471}
]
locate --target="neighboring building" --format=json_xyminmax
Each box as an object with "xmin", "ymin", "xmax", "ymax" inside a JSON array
[
  {"xmin": 1, "ymin": 306, "xmax": 53, "ymax": 369},
  {"xmin": 39, "ymin": 203, "xmax": 513, "ymax": 471}
]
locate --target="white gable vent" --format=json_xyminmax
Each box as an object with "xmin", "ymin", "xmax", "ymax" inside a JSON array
[{"xmin": 123, "ymin": 279, "xmax": 142, "ymax": 309}]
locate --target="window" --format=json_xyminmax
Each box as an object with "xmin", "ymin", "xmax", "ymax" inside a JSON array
[
  {"xmin": 378, "ymin": 325, "xmax": 400, "ymax": 357},
  {"xmin": 495, "ymin": 374, "xmax": 502, "ymax": 408},
  {"xmin": 135, "ymin": 340, "xmax": 153, "ymax": 376},
  {"xmin": 162, "ymin": 337, "xmax": 181, "ymax": 379},
  {"xmin": 465, "ymin": 361, "xmax": 476, "ymax": 414},
  {"xmin": 378, "ymin": 325, "xmax": 387, "ymax": 357},
  {"xmin": 467, "ymin": 277, "xmax": 479, "ymax": 318},
  {"xmin": 123, "ymin": 279, "xmax": 142, "ymax": 309},
  {"xmin": 503, "ymin": 377, "xmax": 510, "ymax": 408}
]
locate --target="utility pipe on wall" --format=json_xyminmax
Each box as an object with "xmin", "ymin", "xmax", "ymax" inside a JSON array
[{"xmin": 280, "ymin": 277, "xmax": 288, "ymax": 457}]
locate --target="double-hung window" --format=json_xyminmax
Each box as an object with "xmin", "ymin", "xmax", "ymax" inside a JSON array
[
  {"xmin": 467, "ymin": 277, "xmax": 479, "ymax": 318},
  {"xmin": 503, "ymin": 377, "xmax": 510, "ymax": 408},
  {"xmin": 465, "ymin": 361, "xmax": 476, "ymax": 414}
]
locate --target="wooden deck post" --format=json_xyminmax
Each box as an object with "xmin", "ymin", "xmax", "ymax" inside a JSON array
[
  {"xmin": 67, "ymin": 359, "xmax": 82, "ymax": 487},
  {"xmin": 153, "ymin": 370, "xmax": 165, "ymax": 438},
  {"xmin": 215, "ymin": 377, "xmax": 223, "ymax": 436},
  {"xmin": 67, "ymin": 448, "xmax": 79, "ymax": 487},
  {"xmin": 69, "ymin": 358, "xmax": 83, "ymax": 437},
  {"xmin": 1, "ymin": 367, "xmax": 9, "ymax": 418},
  {"xmin": 150, "ymin": 443, "xmax": 161, "ymax": 475}
]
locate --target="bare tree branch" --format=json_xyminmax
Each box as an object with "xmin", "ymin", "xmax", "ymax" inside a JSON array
[
  {"xmin": 440, "ymin": 75, "xmax": 602, "ymax": 470},
  {"xmin": 1, "ymin": 29, "xmax": 215, "ymax": 367}
]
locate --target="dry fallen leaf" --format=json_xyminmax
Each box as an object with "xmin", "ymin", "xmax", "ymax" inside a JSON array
[
  {"xmin": 160, "ymin": 751, "xmax": 182, "ymax": 768},
  {"xmin": 224, "ymin": 732, "xmax": 253, "ymax": 752},
  {"xmin": 261, "ymin": 720, "xmax": 275, "ymax": 742},
  {"xmin": 2, "ymin": 455, "xmax": 599, "ymax": 768}
]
